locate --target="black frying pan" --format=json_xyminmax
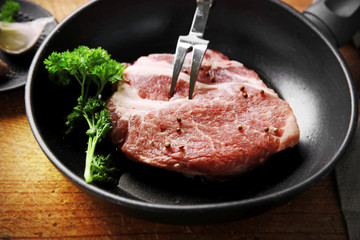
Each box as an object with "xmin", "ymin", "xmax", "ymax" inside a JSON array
[{"xmin": 25, "ymin": 0, "xmax": 359, "ymax": 224}]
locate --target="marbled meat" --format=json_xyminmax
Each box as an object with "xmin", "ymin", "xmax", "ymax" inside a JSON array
[{"xmin": 107, "ymin": 50, "xmax": 300, "ymax": 179}]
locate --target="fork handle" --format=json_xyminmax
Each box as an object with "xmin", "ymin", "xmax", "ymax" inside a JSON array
[{"xmin": 189, "ymin": 0, "xmax": 213, "ymax": 38}]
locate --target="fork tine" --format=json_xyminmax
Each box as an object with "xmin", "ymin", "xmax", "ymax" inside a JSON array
[
  {"xmin": 188, "ymin": 43, "xmax": 208, "ymax": 99},
  {"xmin": 169, "ymin": 40, "xmax": 191, "ymax": 98},
  {"xmin": 170, "ymin": 0, "xmax": 213, "ymax": 99}
]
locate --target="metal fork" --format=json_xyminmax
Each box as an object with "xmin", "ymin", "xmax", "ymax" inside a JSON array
[{"xmin": 169, "ymin": 0, "xmax": 213, "ymax": 99}]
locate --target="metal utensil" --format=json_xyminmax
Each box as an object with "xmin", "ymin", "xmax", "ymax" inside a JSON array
[{"xmin": 169, "ymin": 0, "xmax": 213, "ymax": 99}]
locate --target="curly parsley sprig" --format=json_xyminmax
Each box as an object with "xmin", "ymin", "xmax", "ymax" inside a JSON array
[
  {"xmin": 0, "ymin": 0, "xmax": 20, "ymax": 22},
  {"xmin": 44, "ymin": 46, "xmax": 125, "ymax": 183}
]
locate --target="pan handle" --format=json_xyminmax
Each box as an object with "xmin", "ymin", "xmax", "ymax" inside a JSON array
[{"xmin": 303, "ymin": 0, "xmax": 360, "ymax": 47}]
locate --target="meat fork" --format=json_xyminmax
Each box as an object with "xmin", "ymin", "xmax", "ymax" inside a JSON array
[{"xmin": 169, "ymin": 0, "xmax": 213, "ymax": 99}]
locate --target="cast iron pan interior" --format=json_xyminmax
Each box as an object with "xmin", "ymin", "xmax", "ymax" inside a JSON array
[{"xmin": 25, "ymin": 0, "xmax": 358, "ymax": 224}]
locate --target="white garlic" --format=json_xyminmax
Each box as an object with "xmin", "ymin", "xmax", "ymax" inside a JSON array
[{"xmin": 0, "ymin": 16, "xmax": 54, "ymax": 55}]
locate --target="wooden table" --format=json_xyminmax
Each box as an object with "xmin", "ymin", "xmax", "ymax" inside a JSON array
[{"xmin": 1, "ymin": 0, "xmax": 359, "ymax": 239}]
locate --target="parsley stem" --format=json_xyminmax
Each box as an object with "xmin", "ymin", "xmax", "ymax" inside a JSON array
[{"xmin": 84, "ymin": 135, "xmax": 97, "ymax": 183}]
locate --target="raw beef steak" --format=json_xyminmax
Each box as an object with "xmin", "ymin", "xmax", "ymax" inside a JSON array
[{"xmin": 107, "ymin": 50, "xmax": 300, "ymax": 179}]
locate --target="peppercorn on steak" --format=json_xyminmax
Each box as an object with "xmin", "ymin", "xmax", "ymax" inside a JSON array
[{"xmin": 107, "ymin": 50, "xmax": 300, "ymax": 179}]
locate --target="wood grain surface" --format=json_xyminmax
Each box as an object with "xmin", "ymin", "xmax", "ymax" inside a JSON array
[{"xmin": 1, "ymin": 0, "xmax": 359, "ymax": 239}]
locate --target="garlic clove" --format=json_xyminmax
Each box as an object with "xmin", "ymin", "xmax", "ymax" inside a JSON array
[
  {"xmin": 0, "ymin": 16, "xmax": 54, "ymax": 55},
  {"xmin": 0, "ymin": 59, "xmax": 11, "ymax": 76}
]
